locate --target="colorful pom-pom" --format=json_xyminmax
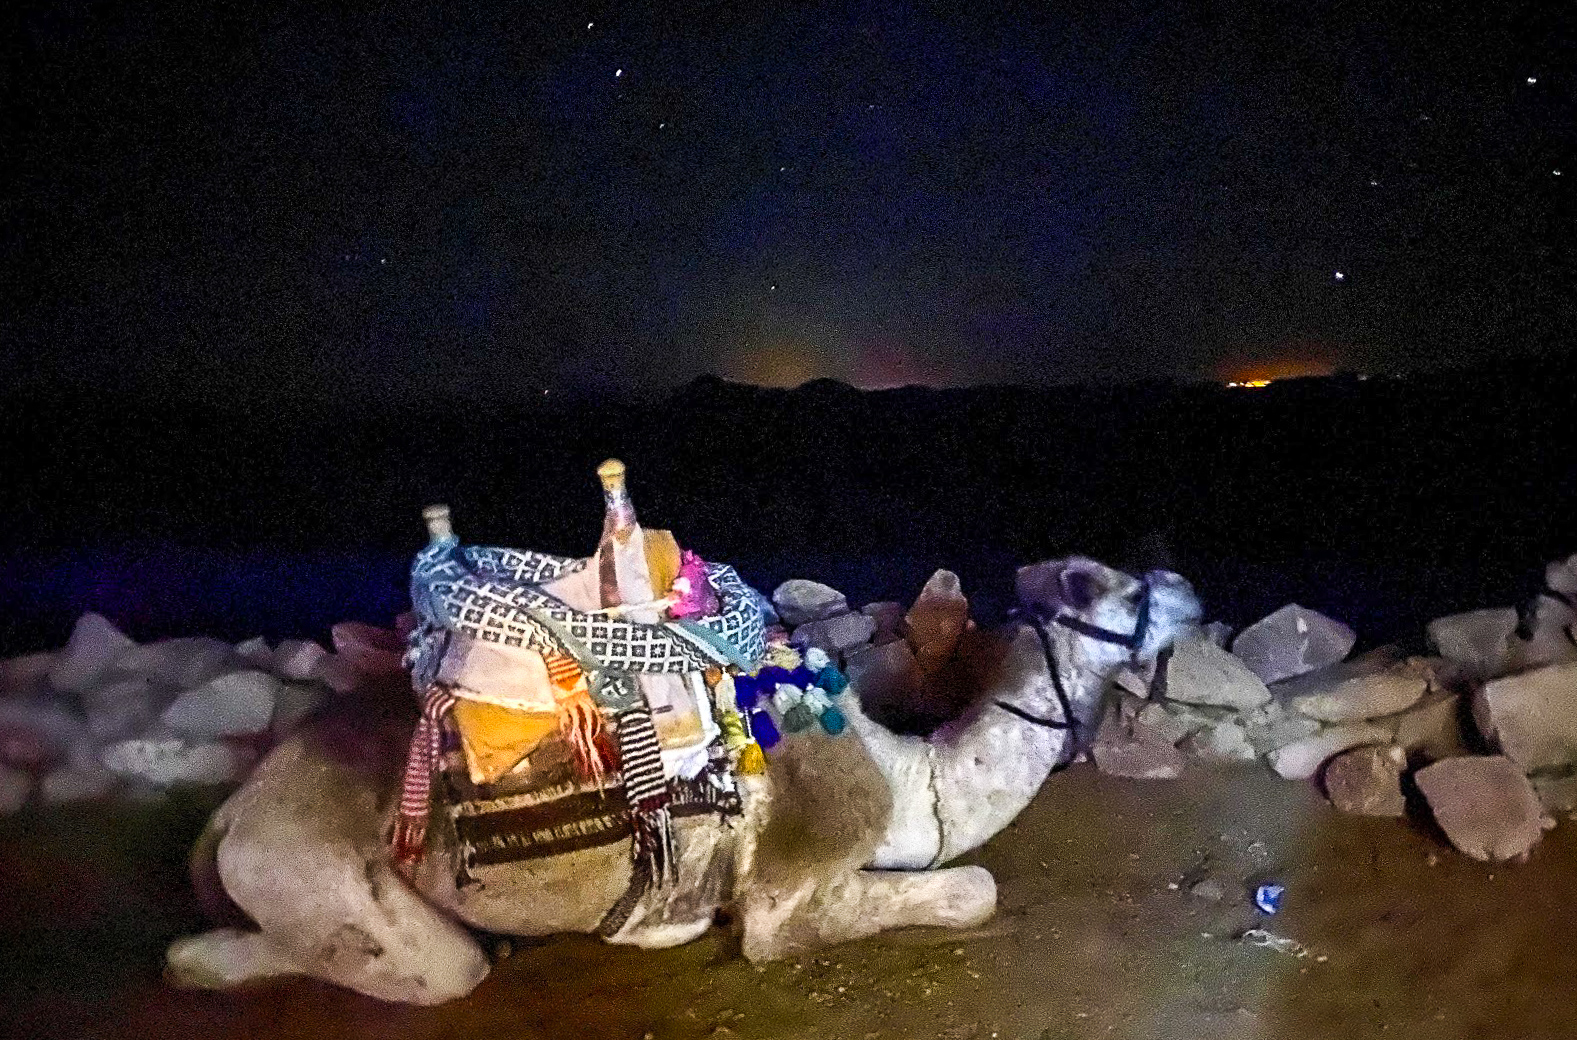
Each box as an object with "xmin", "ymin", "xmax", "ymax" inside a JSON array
[
  {"xmin": 737, "ymin": 742, "xmax": 767, "ymax": 774},
  {"xmin": 749, "ymin": 708, "xmax": 781, "ymax": 749},
  {"xmin": 818, "ymin": 706, "xmax": 847, "ymax": 735},
  {"xmin": 817, "ymin": 665, "xmax": 849, "ymax": 697},
  {"xmin": 782, "ymin": 703, "xmax": 816, "ymax": 732}
]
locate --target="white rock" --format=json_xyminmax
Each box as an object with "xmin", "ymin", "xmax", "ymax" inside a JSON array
[
  {"xmin": 114, "ymin": 636, "xmax": 247, "ymax": 690},
  {"xmin": 1278, "ymin": 659, "xmax": 1428, "ymax": 723},
  {"xmin": 1415, "ymin": 756, "xmax": 1549, "ymax": 862},
  {"xmin": 1391, "ymin": 692, "xmax": 1469, "ymax": 762},
  {"xmin": 1267, "ymin": 724, "xmax": 1393, "ymax": 780},
  {"xmin": 0, "ymin": 651, "xmax": 56, "ymax": 697},
  {"xmin": 1322, "ymin": 744, "xmax": 1407, "ymax": 817},
  {"xmin": 1180, "ymin": 719, "xmax": 1258, "ymax": 762},
  {"xmin": 48, "ymin": 613, "xmax": 138, "ymax": 694},
  {"xmin": 1201, "ymin": 621, "xmax": 1233, "ymax": 648},
  {"xmin": 1427, "ymin": 608, "xmax": 1519, "ymax": 681},
  {"xmin": 1092, "ymin": 714, "xmax": 1186, "ymax": 779},
  {"xmin": 39, "ymin": 762, "xmax": 119, "ymax": 804},
  {"xmin": 0, "ymin": 700, "xmax": 89, "ymax": 768},
  {"xmin": 271, "ymin": 639, "xmax": 328, "ymax": 682},
  {"xmin": 794, "ymin": 612, "xmax": 877, "ymax": 655},
  {"xmin": 1241, "ymin": 702, "xmax": 1322, "ymax": 756},
  {"xmin": 81, "ymin": 675, "xmax": 164, "ymax": 742},
  {"xmin": 1162, "ymin": 636, "xmax": 1271, "ymax": 711},
  {"xmin": 1137, "ymin": 701, "xmax": 1210, "ymax": 746},
  {"xmin": 1532, "ymin": 775, "xmax": 1577, "ymax": 815},
  {"xmin": 0, "ymin": 763, "xmax": 32, "ymax": 814},
  {"xmin": 101, "ymin": 737, "xmax": 257, "ymax": 787},
  {"xmin": 1473, "ymin": 660, "xmax": 1577, "ymax": 772},
  {"xmin": 1231, "ymin": 604, "xmax": 1356, "ymax": 685},
  {"xmin": 771, "ymin": 580, "xmax": 849, "ymax": 627},
  {"xmin": 161, "ymin": 671, "xmax": 279, "ymax": 739},
  {"xmin": 234, "ymin": 637, "xmax": 274, "ymax": 668}
]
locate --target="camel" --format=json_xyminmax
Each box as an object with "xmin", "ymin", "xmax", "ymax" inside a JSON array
[{"xmin": 166, "ymin": 555, "xmax": 1200, "ymax": 1005}]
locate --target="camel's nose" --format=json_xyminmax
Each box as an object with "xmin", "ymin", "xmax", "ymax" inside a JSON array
[{"xmin": 1147, "ymin": 569, "xmax": 1203, "ymax": 621}]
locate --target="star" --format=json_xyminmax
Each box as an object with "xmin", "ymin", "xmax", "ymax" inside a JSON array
[
  {"xmin": 586, "ymin": 21, "xmax": 594, "ymax": 30},
  {"xmin": 1334, "ymin": 271, "xmax": 1346, "ymax": 281},
  {"xmin": 615, "ymin": 68, "xmax": 623, "ymax": 78},
  {"xmin": 1555, "ymin": 169, "xmax": 1563, "ymax": 177},
  {"xmin": 1527, "ymin": 76, "xmax": 1538, "ymax": 84}
]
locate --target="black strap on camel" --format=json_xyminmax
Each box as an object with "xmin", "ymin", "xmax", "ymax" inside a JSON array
[{"xmin": 995, "ymin": 577, "xmax": 1153, "ymax": 756}]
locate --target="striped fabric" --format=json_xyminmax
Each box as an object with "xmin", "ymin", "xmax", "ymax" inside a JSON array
[{"xmin": 392, "ymin": 685, "xmax": 459, "ymax": 865}]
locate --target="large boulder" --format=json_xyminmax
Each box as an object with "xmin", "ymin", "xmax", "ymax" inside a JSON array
[
  {"xmin": 1240, "ymin": 701, "xmax": 1322, "ymax": 756},
  {"xmin": 1391, "ymin": 692, "xmax": 1470, "ymax": 762},
  {"xmin": 1532, "ymin": 775, "xmax": 1577, "ymax": 816},
  {"xmin": 1427, "ymin": 608, "xmax": 1519, "ymax": 681},
  {"xmin": 271, "ymin": 639, "xmax": 329, "ymax": 683},
  {"xmin": 81, "ymin": 675, "xmax": 164, "ymax": 742},
  {"xmin": 793, "ymin": 612, "xmax": 877, "ymax": 655},
  {"xmin": 860, "ymin": 601, "xmax": 906, "ymax": 645},
  {"xmin": 0, "ymin": 700, "xmax": 90, "ymax": 771},
  {"xmin": 101, "ymin": 737, "xmax": 258, "ymax": 788},
  {"xmin": 161, "ymin": 671, "xmax": 280, "ymax": 740},
  {"xmin": 1472, "ymin": 660, "xmax": 1577, "ymax": 773},
  {"xmin": 905, "ymin": 570, "xmax": 970, "ymax": 672},
  {"xmin": 0, "ymin": 764, "xmax": 32, "ymax": 814},
  {"xmin": 1322, "ymin": 744, "xmax": 1407, "ymax": 816},
  {"xmin": 0, "ymin": 651, "xmax": 55, "ymax": 698},
  {"xmin": 1092, "ymin": 710, "xmax": 1185, "ymax": 780},
  {"xmin": 48, "ymin": 613, "xmax": 138, "ymax": 694},
  {"xmin": 1180, "ymin": 718, "xmax": 1258, "ymax": 762},
  {"xmin": 1267, "ymin": 723, "xmax": 1393, "ymax": 780},
  {"xmin": 1277, "ymin": 657, "xmax": 1428, "ymax": 723},
  {"xmin": 1415, "ymin": 756, "xmax": 1551, "ymax": 862},
  {"xmin": 1162, "ymin": 636, "xmax": 1272, "ymax": 711},
  {"xmin": 771, "ymin": 580, "xmax": 849, "ymax": 627},
  {"xmin": 1231, "ymin": 604, "xmax": 1356, "ymax": 685},
  {"xmin": 1136, "ymin": 701, "xmax": 1212, "ymax": 746},
  {"xmin": 114, "ymin": 636, "xmax": 247, "ymax": 691},
  {"xmin": 844, "ymin": 639, "xmax": 923, "ymax": 718}
]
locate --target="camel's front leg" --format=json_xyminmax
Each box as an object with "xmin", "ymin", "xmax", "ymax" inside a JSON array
[{"xmin": 741, "ymin": 865, "xmax": 997, "ymax": 961}]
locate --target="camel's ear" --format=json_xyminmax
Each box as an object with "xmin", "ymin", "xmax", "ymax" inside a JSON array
[{"xmin": 1058, "ymin": 564, "xmax": 1103, "ymax": 612}]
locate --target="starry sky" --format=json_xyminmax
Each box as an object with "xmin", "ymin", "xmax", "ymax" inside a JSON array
[{"xmin": 5, "ymin": 1, "xmax": 1573, "ymax": 401}]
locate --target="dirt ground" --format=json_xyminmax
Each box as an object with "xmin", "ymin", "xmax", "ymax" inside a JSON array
[{"xmin": 3, "ymin": 763, "xmax": 1573, "ymax": 1040}]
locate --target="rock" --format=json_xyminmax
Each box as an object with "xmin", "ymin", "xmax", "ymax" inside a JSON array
[
  {"xmin": 1531, "ymin": 774, "xmax": 1577, "ymax": 815},
  {"xmin": 114, "ymin": 637, "xmax": 247, "ymax": 690},
  {"xmin": 1427, "ymin": 608, "xmax": 1519, "ymax": 681},
  {"xmin": 1092, "ymin": 712, "xmax": 1185, "ymax": 780},
  {"xmin": 101, "ymin": 737, "xmax": 258, "ymax": 787},
  {"xmin": 1180, "ymin": 719, "xmax": 1257, "ymax": 762},
  {"xmin": 270, "ymin": 684, "xmax": 324, "ymax": 739},
  {"xmin": 1202, "ymin": 621, "xmax": 1233, "ymax": 648},
  {"xmin": 271, "ymin": 639, "xmax": 328, "ymax": 682},
  {"xmin": 1137, "ymin": 702, "xmax": 1210, "ymax": 746},
  {"xmin": 794, "ymin": 612, "xmax": 877, "ymax": 655},
  {"xmin": 235, "ymin": 637, "xmax": 274, "ymax": 668},
  {"xmin": 1391, "ymin": 692, "xmax": 1469, "ymax": 762},
  {"xmin": 771, "ymin": 580, "xmax": 849, "ymax": 627},
  {"xmin": 0, "ymin": 700, "xmax": 89, "ymax": 770},
  {"xmin": 315, "ymin": 654, "xmax": 368, "ymax": 695},
  {"xmin": 1267, "ymin": 724, "xmax": 1393, "ymax": 780},
  {"xmin": 0, "ymin": 764, "xmax": 31, "ymax": 814},
  {"xmin": 330, "ymin": 622, "xmax": 407, "ymax": 676},
  {"xmin": 1240, "ymin": 701, "xmax": 1322, "ymax": 756},
  {"xmin": 1277, "ymin": 658, "xmax": 1428, "ymax": 723},
  {"xmin": 161, "ymin": 671, "xmax": 279, "ymax": 739},
  {"xmin": 1322, "ymin": 744, "xmax": 1407, "ymax": 816},
  {"xmin": 1473, "ymin": 660, "xmax": 1577, "ymax": 772},
  {"xmin": 860, "ymin": 601, "xmax": 906, "ymax": 644},
  {"xmin": 1231, "ymin": 604, "xmax": 1356, "ymax": 685},
  {"xmin": 39, "ymin": 762, "xmax": 119, "ymax": 804},
  {"xmin": 1189, "ymin": 878, "xmax": 1228, "ymax": 902},
  {"xmin": 81, "ymin": 676, "xmax": 163, "ymax": 742},
  {"xmin": 1415, "ymin": 756, "xmax": 1550, "ymax": 862},
  {"xmin": 905, "ymin": 570, "xmax": 970, "ymax": 671},
  {"xmin": 1162, "ymin": 636, "xmax": 1271, "ymax": 711},
  {"xmin": 48, "ymin": 613, "xmax": 138, "ymax": 694},
  {"xmin": 1110, "ymin": 666, "xmax": 1152, "ymax": 699},
  {"xmin": 0, "ymin": 651, "xmax": 55, "ymax": 698}
]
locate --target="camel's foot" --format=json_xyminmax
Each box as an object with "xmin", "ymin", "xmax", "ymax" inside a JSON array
[
  {"xmin": 167, "ymin": 928, "xmax": 302, "ymax": 990},
  {"xmin": 741, "ymin": 865, "xmax": 997, "ymax": 961}
]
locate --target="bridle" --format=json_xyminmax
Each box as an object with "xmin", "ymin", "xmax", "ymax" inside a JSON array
[{"xmin": 995, "ymin": 575, "xmax": 1155, "ymax": 757}]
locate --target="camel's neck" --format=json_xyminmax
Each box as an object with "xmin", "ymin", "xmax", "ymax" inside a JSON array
[{"xmin": 923, "ymin": 620, "xmax": 1118, "ymax": 864}]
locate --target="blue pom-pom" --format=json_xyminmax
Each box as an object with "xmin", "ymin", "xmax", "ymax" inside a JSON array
[
  {"xmin": 817, "ymin": 665, "xmax": 849, "ymax": 697},
  {"xmin": 787, "ymin": 665, "xmax": 817, "ymax": 687},
  {"xmin": 756, "ymin": 665, "xmax": 792, "ymax": 687},
  {"xmin": 749, "ymin": 709, "xmax": 781, "ymax": 749},
  {"xmin": 733, "ymin": 673, "xmax": 760, "ymax": 711},
  {"xmin": 818, "ymin": 706, "xmax": 846, "ymax": 735}
]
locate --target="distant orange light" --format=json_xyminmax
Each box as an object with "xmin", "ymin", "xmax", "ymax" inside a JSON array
[{"xmin": 1225, "ymin": 379, "xmax": 1273, "ymax": 389}]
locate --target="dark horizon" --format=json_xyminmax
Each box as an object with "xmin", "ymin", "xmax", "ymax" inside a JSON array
[{"xmin": 5, "ymin": 1, "xmax": 1574, "ymax": 406}]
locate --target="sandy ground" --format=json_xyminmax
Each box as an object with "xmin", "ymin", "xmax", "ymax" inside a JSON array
[{"xmin": 3, "ymin": 764, "xmax": 1573, "ymax": 1040}]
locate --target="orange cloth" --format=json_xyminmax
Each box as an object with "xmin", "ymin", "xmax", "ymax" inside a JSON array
[{"xmin": 450, "ymin": 648, "xmax": 603, "ymax": 786}]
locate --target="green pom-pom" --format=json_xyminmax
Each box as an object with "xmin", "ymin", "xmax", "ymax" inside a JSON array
[{"xmin": 782, "ymin": 703, "xmax": 817, "ymax": 733}]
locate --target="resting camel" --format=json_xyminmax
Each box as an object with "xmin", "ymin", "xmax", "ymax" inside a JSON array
[{"xmin": 167, "ymin": 556, "xmax": 1200, "ymax": 1004}]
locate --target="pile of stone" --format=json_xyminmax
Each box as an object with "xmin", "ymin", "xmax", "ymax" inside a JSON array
[
  {"xmin": 0, "ymin": 613, "xmax": 408, "ymax": 813},
  {"xmin": 1092, "ymin": 551, "xmax": 1577, "ymax": 863},
  {"xmin": 771, "ymin": 570, "xmax": 977, "ymax": 730}
]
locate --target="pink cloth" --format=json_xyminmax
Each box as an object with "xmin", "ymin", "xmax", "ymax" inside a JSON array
[{"xmin": 392, "ymin": 685, "xmax": 458, "ymax": 866}]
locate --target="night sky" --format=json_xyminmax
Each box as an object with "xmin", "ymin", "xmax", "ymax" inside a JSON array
[{"xmin": 5, "ymin": 1, "xmax": 1573, "ymax": 402}]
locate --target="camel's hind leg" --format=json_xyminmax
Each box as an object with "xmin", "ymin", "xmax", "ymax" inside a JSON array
[
  {"xmin": 166, "ymin": 732, "xmax": 491, "ymax": 1006},
  {"xmin": 740, "ymin": 865, "xmax": 997, "ymax": 961}
]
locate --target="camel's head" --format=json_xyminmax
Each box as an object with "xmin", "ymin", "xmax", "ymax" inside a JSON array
[{"xmin": 1015, "ymin": 556, "xmax": 1202, "ymax": 664}]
